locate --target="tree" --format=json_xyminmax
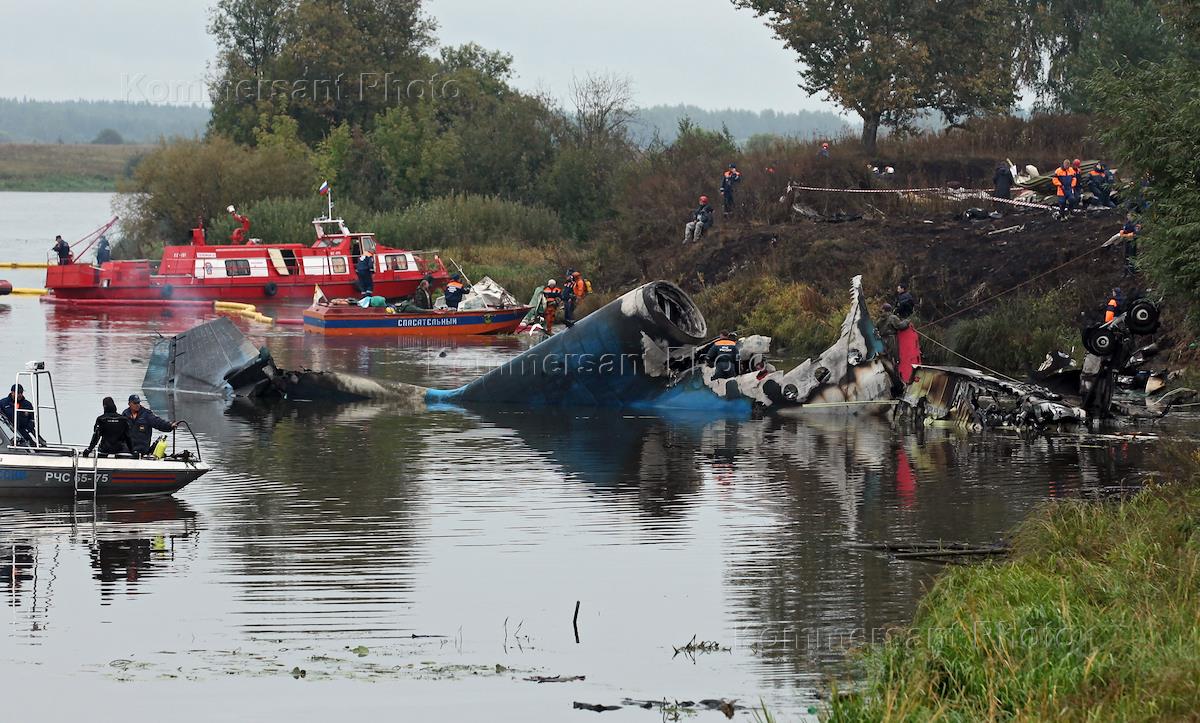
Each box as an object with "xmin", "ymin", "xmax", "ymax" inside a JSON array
[
  {"xmin": 208, "ymin": 0, "xmax": 436, "ymax": 145},
  {"xmin": 1026, "ymin": 0, "xmax": 1198, "ymax": 111},
  {"xmin": 733, "ymin": 0, "xmax": 1022, "ymax": 152},
  {"xmin": 569, "ymin": 73, "xmax": 635, "ymax": 150},
  {"xmin": 1090, "ymin": 56, "xmax": 1200, "ymax": 310},
  {"xmin": 91, "ymin": 128, "xmax": 124, "ymax": 145}
]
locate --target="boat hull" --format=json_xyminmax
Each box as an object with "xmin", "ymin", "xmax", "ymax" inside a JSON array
[
  {"xmin": 0, "ymin": 453, "xmax": 209, "ymax": 498},
  {"xmin": 303, "ymin": 305, "xmax": 530, "ymax": 336}
]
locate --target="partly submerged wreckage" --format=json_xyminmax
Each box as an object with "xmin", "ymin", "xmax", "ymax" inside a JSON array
[{"xmin": 147, "ymin": 279, "xmax": 1177, "ymax": 428}]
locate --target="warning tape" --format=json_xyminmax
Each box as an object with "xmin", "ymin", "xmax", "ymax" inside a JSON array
[
  {"xmin": 787, "ymin": 184, "xmax": 945, "ymax": 194},
  {"xmin": 787, "ymin": 183, "xmax": 1056, "ymax": 210}
]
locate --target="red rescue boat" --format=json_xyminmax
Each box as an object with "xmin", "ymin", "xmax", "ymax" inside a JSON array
[{"xmin": 45, "ymin": 212, "xmax": 448, "ymax": 304}]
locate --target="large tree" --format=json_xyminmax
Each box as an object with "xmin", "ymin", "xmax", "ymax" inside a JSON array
[
  {"xmin": 208, "ymin": 0, "xmax": 435, "ymax": 145},
  {"xmin": 733, "ymin": 0, "xmax": 1022, "ymax": 151}
]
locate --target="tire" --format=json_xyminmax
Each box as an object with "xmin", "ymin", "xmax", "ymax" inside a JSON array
[
  {"xmin": 1126, "ymin": 299, "xmax": 1160, "ymax": 335},
  {"xmin": 1083, "ymin": 326, "xmax": 1116, "ymax": 357},
  {"xmin": 160, "ymin": 284, "xmax": 174, "ymax": 299},
  {"xmin": 264, "ymin": 282, "xmax": 278, "ymax": 297}
]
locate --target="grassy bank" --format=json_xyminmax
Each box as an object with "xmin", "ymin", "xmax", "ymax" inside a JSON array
[
  {"xmin": 0, "ymin": 143, "xmax": 150, "ymax": 191},
  {"xmin": 828, "ymin": 458, "xmax": 1200, "ymax": 722}
]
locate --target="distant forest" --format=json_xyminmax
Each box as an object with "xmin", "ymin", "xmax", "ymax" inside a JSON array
[
  {"xmin": 0, "ymin": 98, "xmax": 850, "ymax": 148},
  {"xmin": 631, "ymin": 104, "xmax": 852, "ymax": 145},
  {"xmin": 0, "ymin": 99, "xmax": 209, "ymax": 144}
]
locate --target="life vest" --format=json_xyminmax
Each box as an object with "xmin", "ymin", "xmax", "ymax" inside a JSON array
[
  {"xmin": 1104, "ymin": 297, "xmax": 1119, "ymax": 323},
  {"xmin": 572, "ymin": 278, "xmax": 588, "ymax": 298},
  {"xmin": 1052, "ymin": 167, "xmax": 1076, "ymax": 196},
  {"xmin": 542, "ymin": 286, "xmax": 562, "ymax": 305},
  {"xmin": 712, "ymin": 339, "xmax": 738, "ymax": 356}
]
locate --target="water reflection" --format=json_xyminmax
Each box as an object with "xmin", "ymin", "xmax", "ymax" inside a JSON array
[
  {"xmin": 0, "ymin": 497, "xmax": 197, "ymax": 629},
  {"xmin": 0, "ymin": 270, "xmax": 1185, "ymax": 718}
]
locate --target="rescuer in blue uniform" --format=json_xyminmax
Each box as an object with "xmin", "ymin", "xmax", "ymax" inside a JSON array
[
  {"xmin": 1, "ymin": 384, "xmax": 36, "ymax": 444},
  {"xmin": 1087, "ymin": 163, "xmax": 1115, "ymax": 208},
  {"xmin": 51, "ymin": 235, "xmax": 72, "ymax": 265},
  {"xmin": 706, "ymin": 332, "xmax": 741, "ymax": 380},
  {"xmin": 355, "ymin": 253, "xmax": 375, "ymax": 296},
  {"xmin": 720, "ymin": 164, "xmax": 742, "ymax": 216},
  {"xmin": 121, "ymin": 394, "xmax": 176, "ymax": 456},
  {"xmin": 443, "ymin": 274, "xmax": 469, "ymax": 309},
  {"xmin": 84, "ymin": 397, "xmax": 133, "ymax": 456}
]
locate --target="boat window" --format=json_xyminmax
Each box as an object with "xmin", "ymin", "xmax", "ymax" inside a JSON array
[
  {"xmin": 331, "ymin": 257, "xmax": 348, "ymax": 274},
  {"xmin": 360, "ymin": 235, "xmax": 377, "ymax": 254},
  {"xmin": 225, "ymin": 259, "xmax": 252, "ymax": 277},
  {"xmin": 384, "ymin": 254, "xmax": 408, "ymax": 271}
]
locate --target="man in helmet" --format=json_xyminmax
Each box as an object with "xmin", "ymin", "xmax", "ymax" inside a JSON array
[
  {"xmin": 683, "ymin": 195, "xmax": 714, "ymax": 244},
  {"xmin": 541, "ymin": 279, "xmax": 563, "ymax": 334},
  {"xmin": 818, "ymin": 142, "xmax": 830, "ymax": 159},
  {"xmin": 720, "ymin": 163, "xmax": 742, "ymax": 216}
]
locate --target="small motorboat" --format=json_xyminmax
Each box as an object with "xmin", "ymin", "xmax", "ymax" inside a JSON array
[
  {"xmin": 0, "ymin": 363, "xmax": 209, "ymax": 498},
  {"xmin": 302, "ymin": 276, "xmax": 529, "ymax": 337}
]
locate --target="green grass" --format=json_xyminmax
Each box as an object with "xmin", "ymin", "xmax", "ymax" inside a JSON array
[
  {"xmin": 827, "ymin": 453, "xmax": 1200, "ymax": 722},
  {"xmin": 0, "ymin": 143, "xmax": 150, "ymax": 191}
]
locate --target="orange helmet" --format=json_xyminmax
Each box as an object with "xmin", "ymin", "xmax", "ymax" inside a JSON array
[{"xmin": 699, "ymin": 195, "xmax": 709, "ymax": 204}]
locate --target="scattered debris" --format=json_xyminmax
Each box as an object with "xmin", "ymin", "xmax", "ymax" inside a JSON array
[
  {"xmin": 673, "ymin": 635, "xmax": 730, "ymax": 657},
  {"xmin": 849, "ymin": 541, "xmax": 1011, "ymax": 564},
  {"xmin": 290, "ymin": 666, "xmax": 307, "ymax": 679},
  {"xmin": 525, "ymin": 674, "xmax": 586, "ymax": 683},
  {"xmin": 622, "ymin": 698, "xmax": 744, "ymax": 719},
  {"xmin": 347, "ymin": 645, "xmax": 369, "ymax": 657},
  {"xmin": 573, "ymin": 702, "xmax": 622, "ymax": 712}
]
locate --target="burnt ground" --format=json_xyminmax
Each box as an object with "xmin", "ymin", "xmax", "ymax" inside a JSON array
[{"xmin": 637, "ymin": 208, "xmax": 1135, "ymax": 327}]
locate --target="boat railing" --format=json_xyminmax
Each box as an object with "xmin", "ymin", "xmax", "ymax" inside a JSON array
[{"xmin": 171, "ymin": 421, "xmax": 203, "ymax": 464}]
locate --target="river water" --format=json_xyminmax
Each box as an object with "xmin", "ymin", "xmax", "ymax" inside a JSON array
[{"xmin": 0, "ymin": 192, "xmax": 1186, "ymax": 721}]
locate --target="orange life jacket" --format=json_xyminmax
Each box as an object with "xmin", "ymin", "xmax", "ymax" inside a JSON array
[
  {"xmin": 1104, "ymin": 297, "xmax": 1119, "ymax": 323},
  {"xmin": 1052, "ymin": 167, "xmax": 1077, "ymax": 196}
]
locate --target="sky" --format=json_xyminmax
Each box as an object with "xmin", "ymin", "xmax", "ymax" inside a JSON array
[{"xmin": 0, "ymin": 0, "xmax": 842, "ymax": 115}]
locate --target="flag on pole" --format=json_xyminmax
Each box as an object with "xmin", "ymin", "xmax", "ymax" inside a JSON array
[{"xmin": 318, "ymin": 180, "xmax": 330, "ymax": 196}]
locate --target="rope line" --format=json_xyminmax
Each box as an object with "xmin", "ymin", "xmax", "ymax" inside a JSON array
[
  {"xmin": 925, "ymin": 239, "xmax": 1113, "ymax": 328},
  {"xmin": 914, "ymin": 329, "xmax": 1023, "ymax": 383}
]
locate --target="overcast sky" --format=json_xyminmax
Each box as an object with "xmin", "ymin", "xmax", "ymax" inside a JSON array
[{"xmin": 2, "ymin": 0, "xmax": 841, "ymax": 115}]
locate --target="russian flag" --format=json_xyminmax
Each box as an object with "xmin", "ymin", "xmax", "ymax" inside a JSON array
[{"xmin": 318, "ymin": 180, "xmax": 330, "ymax": 196}]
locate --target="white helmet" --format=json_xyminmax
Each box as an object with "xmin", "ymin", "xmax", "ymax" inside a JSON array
[{"xmin": 548, "ymin": 279, "xmax": 556, "ymax": 286}]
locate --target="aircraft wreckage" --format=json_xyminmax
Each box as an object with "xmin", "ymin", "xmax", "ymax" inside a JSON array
[{"xmin": 145, "ymin": 278, "xmax": 1179, "ymax": 428}]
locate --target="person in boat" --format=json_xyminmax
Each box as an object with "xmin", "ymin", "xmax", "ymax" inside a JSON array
[
  {"xmin": 51, "ymin": 235, "xmax": 72, "ymax": 265},
  {"xmin": 1, "ymin": 384, "xmax": 36, "ymax": 445},
  {"xmin": 443, "ymin": 274, "xmax": 469, "ymax": 310},
  {"xmin": 875, "ymin": 303, "xmax": 910, "ymax": 365},
  {"xmin": 122, "ymin": 394, "xmax": 176, "ymax": 457},
  {"xmin": 96, "ymin": 235, "xmax": 112, "ymax": 265},
  {"xmin": 83, "ymin": 397, "xmax": 133, "ymax": 457},
  {"xmin": 541, "ymin": 279, "xmax": 563, "ymax": 334},
  {"xmin": 414, "ymin": 278, "xmax": 433, "ymax": 309},
  {"xmin": 355, "ymin": 252, "xmax": 375, "ymax": 296},
  {"xmin": 706, "ymin": 331, "xmax": 741, "ymax": 380}
]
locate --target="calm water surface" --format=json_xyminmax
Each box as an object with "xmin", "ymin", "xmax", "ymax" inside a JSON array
[{"xmin": 0, "ymin": 192, "xmax": 1187, "ymax": 721}]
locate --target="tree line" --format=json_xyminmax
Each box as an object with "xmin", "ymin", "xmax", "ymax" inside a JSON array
[{"xmin": 118, "ymin": 0, "xmax": 1200, "ymax": 316}]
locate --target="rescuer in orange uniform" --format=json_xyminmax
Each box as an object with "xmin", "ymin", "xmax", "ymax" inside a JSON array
[
  {"xmin": 562, "ymin": 270, "xmax": 591, "ymax": 327},
  {"xmin": 1052, "ymin": 159, "xmax": 1078, "ymax": 215},
  {"xmin": 541, "ymin": 279, "xmax": 562, "ymax": 334}
]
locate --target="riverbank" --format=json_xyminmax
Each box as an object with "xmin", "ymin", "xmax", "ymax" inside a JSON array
[
  {"xmin": 827, "ymin": 454, "xmax": 1200, "ymax": 722},
  {"xmin": 0, "ymin": 143, "xmax": 149, "ymax": 191}
]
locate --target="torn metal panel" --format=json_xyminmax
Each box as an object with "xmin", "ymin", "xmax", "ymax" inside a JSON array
[{"xmin": 903, "ymin": 365, "xmax": 1086, "ymax": 427}]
